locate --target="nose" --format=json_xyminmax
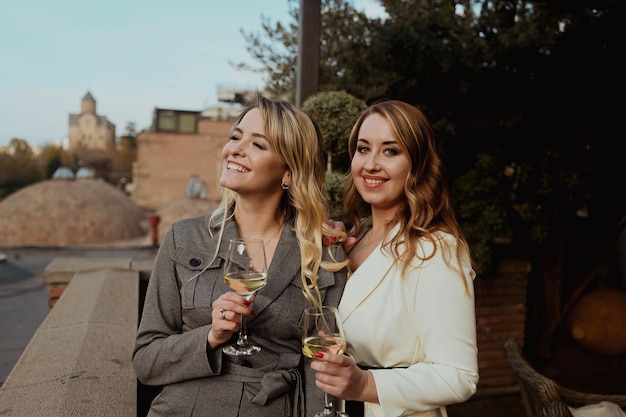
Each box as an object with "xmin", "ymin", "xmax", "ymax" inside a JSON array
[
  {"xmin": 226, "ymin": 138, "xmax": 246, "ymax": 156},
  {"xmin": 364, "ymin": 153, "xmax": 379, "ymax": 171}
]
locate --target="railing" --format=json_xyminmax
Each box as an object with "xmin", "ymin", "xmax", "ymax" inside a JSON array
[{"xmin": 0, "ymin": 258, "xmax": 152, "ymax": 417}]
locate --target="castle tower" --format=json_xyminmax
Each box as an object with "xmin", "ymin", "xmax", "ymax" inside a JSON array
[
  {"xmin": 80, "ymin": 91, "xmax": 96, "ymax": 114},
  {"xmin": 67, "ymin": 91, "xmax": 116, "ymax": 151}
]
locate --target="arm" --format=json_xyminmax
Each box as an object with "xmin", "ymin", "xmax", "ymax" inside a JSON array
[
  {"xmin": 132, "ymin": 225, "xmax": 222, "ymax": 386},
  {"xmin": 372, "ymin": 244, "xmax": 479, "ymax": 415}
]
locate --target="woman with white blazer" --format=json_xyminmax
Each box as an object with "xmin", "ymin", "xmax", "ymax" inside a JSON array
[{"xmin": 314, "ymin": 100, "xmax": 479, "ymax": 417}]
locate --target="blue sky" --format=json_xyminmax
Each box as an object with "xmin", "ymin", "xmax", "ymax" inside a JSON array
[{"xmin": 0, "ymin": 0, "xmax": 384, "ymax": 149}]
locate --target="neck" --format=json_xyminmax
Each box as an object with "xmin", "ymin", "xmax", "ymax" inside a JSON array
[{"xmin": 233, "ymin": 208, "xmax": 284, "ymax": 243}]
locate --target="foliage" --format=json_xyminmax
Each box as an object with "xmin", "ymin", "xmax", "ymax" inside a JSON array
[
  {"xmin": 113, "ymin": 122, "xmax": 139, "ymax": 184},
  {"xmin": 235, "ymin": 0, "xmax": 384, "ymax": 101},
  {"xmin": 239, "ymin": 0, "xmax": 624, "ymax": 279},
  {"xmin": 324, "ymin": 170, "xmax": 349, "ymax": 221},
  {"xmin": 302, "ymin": 91, "xmax": 367, "ymax": 171},
  {"xmin": 234, "ymin": 0, "xmax": 301, "ymax": 101},
  {"xmin": 0, "ymin": 139, "xmax": 42, "ymax": 199},
  {"xmin": 38, "ymin": 144, "xmax": 80, "ymax": 178},
  {"xmin": 0, "ymin": 129, "xmax": 138, "ymax": 200}
]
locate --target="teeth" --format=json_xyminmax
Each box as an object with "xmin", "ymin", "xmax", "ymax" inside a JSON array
[
  {"xmin": 227, "ymin": 162, "xmax": 249, "ymax": 173},
  {"xmin": 365, "ymin": 178, "xmax": 385, "ymax": 185}
]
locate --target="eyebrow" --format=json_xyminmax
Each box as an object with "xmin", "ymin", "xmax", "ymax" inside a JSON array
[
  {"xmin": 233, "ymin": 127, "xmax": 267, "ymax": 140},
  {"xmin": 357, "ymin": 138, "xmax": 398, "ymax": 145}
]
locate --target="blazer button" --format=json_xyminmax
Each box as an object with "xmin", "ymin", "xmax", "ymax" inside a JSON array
[{"xmin": 189, "ymin": 258, "xmax": 201, "ymax": 267}]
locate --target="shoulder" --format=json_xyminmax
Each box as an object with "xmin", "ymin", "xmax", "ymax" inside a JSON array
[
  {"xmin": 173, "ymin": 212, "xmax": 211, "ymax": 227},
  {"xmin": 161, "ymin": 213, "xmax": 214, "ymax": 247}
]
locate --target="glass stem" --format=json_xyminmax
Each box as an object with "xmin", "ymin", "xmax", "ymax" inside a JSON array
[
  {"xmin": 236, "ymin": 314, "xmax": 249, "ymax": 347},
  {"xmin": 323, "ymin": 393, "xmax": 333, "ymax": 415}
]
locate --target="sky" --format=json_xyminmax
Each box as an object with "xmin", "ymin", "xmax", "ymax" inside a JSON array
[{"xmin": 0, "ymin": 0, "xmax": 383, "ymax": 149}]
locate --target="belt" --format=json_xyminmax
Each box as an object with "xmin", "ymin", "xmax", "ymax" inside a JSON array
[{"xmin": 221, "ymin": 361, "xmax": 305, "ymax": 416}]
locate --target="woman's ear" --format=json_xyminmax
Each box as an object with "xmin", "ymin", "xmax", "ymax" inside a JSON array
[{"xmin": 281, "ymin": 172, "xmax": 291, "ymax": 189}]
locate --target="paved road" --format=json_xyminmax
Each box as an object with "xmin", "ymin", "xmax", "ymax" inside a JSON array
[{"xmin": 0, "ymin": 246, "xmax": 156, "ymax": 382}]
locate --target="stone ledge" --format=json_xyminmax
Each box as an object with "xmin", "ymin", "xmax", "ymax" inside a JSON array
[
  {"xmin": 0, "ymin": 268, "xmax": 139, "ymax": 417},
  {"xmin": 43, "ymin": 258, "xmax": 134, "ymax": 284}
]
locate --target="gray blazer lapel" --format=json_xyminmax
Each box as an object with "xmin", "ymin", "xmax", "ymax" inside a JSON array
[{"xmin": 252, "ymin": 223, "xmax": 302, "ymax": 316}]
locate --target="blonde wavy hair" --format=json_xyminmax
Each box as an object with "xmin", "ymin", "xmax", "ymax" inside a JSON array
[{"xmin": 209, "ymin": 93, "xmax": 348, "ymax": 309}]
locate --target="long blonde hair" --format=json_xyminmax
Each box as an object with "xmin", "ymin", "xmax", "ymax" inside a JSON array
[{"xmin": 209, "ymin": 94, "xmax": 348, "ymax": 308}]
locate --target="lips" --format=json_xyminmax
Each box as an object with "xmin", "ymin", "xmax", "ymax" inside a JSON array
[
  {"xmin": 363, "ymin": 177, "xmax": 386, "ymax": 185},
  {"xmin": 227, "ymin": 162, "xmax": 250, "ymax": 173}
]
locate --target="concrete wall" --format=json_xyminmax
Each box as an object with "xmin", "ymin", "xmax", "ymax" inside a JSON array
[{"xmin": 0, "ymin": 258, "xmax": 152, "ymax": 417}]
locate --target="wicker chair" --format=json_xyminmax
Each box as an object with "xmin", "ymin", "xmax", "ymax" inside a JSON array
[{"xmin": 504, "ymin": 338, "xmax": 626, "ymax": 417}]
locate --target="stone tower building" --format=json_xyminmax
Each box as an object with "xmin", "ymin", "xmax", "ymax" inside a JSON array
[{"xmin": 67, "ymin": 91, "xmax": 116, "ymax": 151}]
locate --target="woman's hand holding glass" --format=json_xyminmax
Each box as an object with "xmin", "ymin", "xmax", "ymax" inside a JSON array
[
  {"xmin": 309, "ymin": 351, "xmax": 372, "ymax": 406},
  {"xmin": 220, "ymin": 238, "xmax": 268, "ymax": 356},
  {"xmin": 209, "ymin": 291, "xmax": 255, "ymax": 349},
  {"xmin": 303, "ymin": 306, "xmax": 350, "ymax": 417}
]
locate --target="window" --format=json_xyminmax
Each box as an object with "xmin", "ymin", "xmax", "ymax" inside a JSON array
[{"xmin": 155, "ymin": 109, "xmax": 198, "ymax": 133}]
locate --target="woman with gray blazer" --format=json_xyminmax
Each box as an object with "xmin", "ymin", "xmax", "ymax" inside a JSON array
[{"xmin": 133, "ymin": 94, "xmax": 349, "ymax": 417}]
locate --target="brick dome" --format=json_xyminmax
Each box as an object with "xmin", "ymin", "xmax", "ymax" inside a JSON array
[
  {"xmin": 0, "ymin": 178, "xmax": 148, "ymax": 247},
  {"xmin": 155, "ymin": 195, "xmax": 219, "ymax": 242}
]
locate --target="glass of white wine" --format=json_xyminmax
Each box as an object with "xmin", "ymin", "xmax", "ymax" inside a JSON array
[
  {"xmin": 222, "ymin": 238, "xmax": 268, "ymax": 356},
  {"xmin": 302, "ymin": 305, "xmax": 349, "ymax": 417}
]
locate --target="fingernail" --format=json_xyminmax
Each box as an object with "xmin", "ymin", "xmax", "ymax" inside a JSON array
[
  {"xmin": 251, "ymin": 310, "xmax": 255, "ymax": 316},
  {"xmin": 315, "ymin": 352, "xmax": 324, "ymax": 358},
  {"xmin": 243, "ymin": 300, "xmax": 251, "ymax": 306},
  {"xmin": 331, "ymin": 236, "xmax": 338, "ymax": 243},
  {"xmin": 323, "ymin": 237, "xmax": 331, "ymax": 246}
]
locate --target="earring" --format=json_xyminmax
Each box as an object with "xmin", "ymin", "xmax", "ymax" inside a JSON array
[{"xmin": 281, "ymin": 180, "xmax": 289, "ymax": 190}]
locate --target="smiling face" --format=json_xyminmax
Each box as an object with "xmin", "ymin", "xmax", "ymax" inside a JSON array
[
  {"xmin": 350, "ymin": 112, "xmax": 411, "ymax": 216},
  {"xmin": 219, "ymin": 108, "xmax": 287, "ymax": 197}
]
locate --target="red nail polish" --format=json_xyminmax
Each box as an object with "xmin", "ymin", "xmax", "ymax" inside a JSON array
[
  {"xmin": 323, "ymin": 238, "xmax": 331, "ymax": 246},
  {"xmin": 251, "ymin": 310, "xmax": 255, "ymax": 316},
  {"xmin": 331, "ymin": 236, "xmax": 338, "ymax": 243},
  {"xmin": 315, "ymin": 352, "xmax": 324, "ymax": 358},
  {"xmin": 243, "ymin": 300, "xmax": 251, "ymax": 306}
]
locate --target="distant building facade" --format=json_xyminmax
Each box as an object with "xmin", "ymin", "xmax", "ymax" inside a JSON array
[
  {"xmin": 131, "ymin": 106, "xmax": 237, "ymax": 210},
  {"xmin": 68, "ymin": 91, "xmax": 116, "ymax": 151}
]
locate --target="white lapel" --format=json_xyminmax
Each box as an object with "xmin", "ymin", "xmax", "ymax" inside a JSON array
[{"xmin": 339, "ymin": 242, "xmax": 395, "ymax": 324}]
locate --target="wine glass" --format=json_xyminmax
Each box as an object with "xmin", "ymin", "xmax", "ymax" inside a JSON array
[
  {"xmin": 222, "ymin": 238, "xmax": 268, "ymax": 356},
  {"xmin": 302, "ymin": 305, "xmax": 349, "ymax": 417}
]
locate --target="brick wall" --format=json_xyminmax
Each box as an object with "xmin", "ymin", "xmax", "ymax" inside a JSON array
[
  {"xmin": 132, "ymin": 119, "xmax": 232, "ymax": 210},
  {"xmin": 474, "ymin": 259, "xmax": 531, "ymax": 396}
]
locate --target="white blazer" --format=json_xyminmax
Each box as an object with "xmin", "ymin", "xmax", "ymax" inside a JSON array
[{"xmin": 339, "ymin": 229, "xmax": 479, "ymax": 417}]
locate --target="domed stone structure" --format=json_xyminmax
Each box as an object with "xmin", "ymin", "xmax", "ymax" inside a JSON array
[
  {"xmin": 155, "ymin": 195, "xmax": 219, "ymax": 243},
  {"xmin": 0, "ymin": 178, "xmax": 148, "ymax": 247}
]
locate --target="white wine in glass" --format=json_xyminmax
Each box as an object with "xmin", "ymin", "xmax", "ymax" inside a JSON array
[
  {"xmin": 222, "ymin": 238, "xmax": 268, "ymax": 356},
  {"xmin": 302, "ymin": 305, "xmax": 349, "ymax": 417}
]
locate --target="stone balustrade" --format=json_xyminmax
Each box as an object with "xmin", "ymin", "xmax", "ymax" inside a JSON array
[{"xmin": 0, "ymin": 258, "xmax": 152, "ymax": 417}]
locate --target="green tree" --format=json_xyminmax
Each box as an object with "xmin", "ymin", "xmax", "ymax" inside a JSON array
[
  {"xmin": 112, "ymin": 121, "xmax": 138, "ymax": 186},
  {"xmin": 239, "ymin": 0, "xmax": 622, "ymax": 264},
  {"xmin": 0, "ymin": 138, "xmax": 42, "ymax": 199},
  {"xmin": 38, "ymin": 144, "xmax": 79, "ymax": 179},
  {"xmin": 235, "ymin": 0, "xmax": 379, "ymax": 101},
  {"xmin": 302, "ymin": 91, "xmax": 366, "ymax": 172}
]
